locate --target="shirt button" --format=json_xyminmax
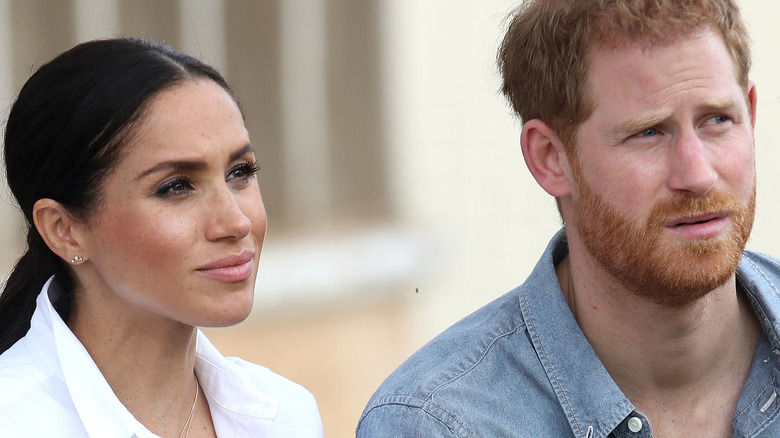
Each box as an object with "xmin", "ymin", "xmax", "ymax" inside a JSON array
[{"xmin": 627, "ymin": 417, "xmax": 643, "ymax": 433}]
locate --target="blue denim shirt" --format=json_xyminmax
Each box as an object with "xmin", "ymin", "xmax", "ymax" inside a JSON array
[{"xmin": 357, "ymin": 230, "xmax": 780, "ymax": 437}]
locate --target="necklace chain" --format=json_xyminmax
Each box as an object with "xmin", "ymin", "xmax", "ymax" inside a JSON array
[{"xmin": 178, "ymin": 377, "xmax": 199, "ymax": 438}]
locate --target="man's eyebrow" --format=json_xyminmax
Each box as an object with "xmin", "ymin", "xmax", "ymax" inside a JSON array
[
  {"xmin": 615, "ymin": 98, "xmax": 740, "ymax": 135},
  {"xmin": 615, "ymin": 111, "xmax": 672, "ymax": 135},
  {"xmin": 699, "ymin": 98, "xmax": 742, "ymax": 115},
  {"xmin": 135, "ymin": 143, "xmax": 255, "ymax": 181}
]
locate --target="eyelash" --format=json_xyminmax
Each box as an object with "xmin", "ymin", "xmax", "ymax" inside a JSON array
[
  {"xmin": 154, "ymin": 160, "xmax": 261, "ymax": 199},
  {"xmin": 228, "ymin": 160, "xmax": 260, "ymax": 182}
]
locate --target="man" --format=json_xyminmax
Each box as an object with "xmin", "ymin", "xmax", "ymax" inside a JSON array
[{"xmin": 357, "ymin": 1, "xmax": 780, "ymax": 437}]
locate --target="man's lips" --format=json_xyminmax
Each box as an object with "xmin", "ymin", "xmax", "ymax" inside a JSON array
[
  {"xmin": 665, "ymin": 211, "xmax": 728, "ymax": 228},
  {"xmin": 197, "ymin": 250, "xmax": 255, "ymax": 282},
  {"xmin": 664, "ymin": 211, "xmax": 729, "ymax": 239}
]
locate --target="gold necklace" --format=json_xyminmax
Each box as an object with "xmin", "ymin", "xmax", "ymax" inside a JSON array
[{"xmin": 178, "ymin": 378, "xmax": 199, "ymax": 438}]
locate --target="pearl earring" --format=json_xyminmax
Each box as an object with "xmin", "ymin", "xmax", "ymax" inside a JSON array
[{"xmin": 70, "ymin": 255, "xmax": 84, "ymax": 264}]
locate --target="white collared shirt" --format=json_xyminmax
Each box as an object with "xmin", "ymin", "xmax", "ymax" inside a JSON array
[{"xmin": 0, "ymin": 278, "xmax": 323, "ymax": 437}]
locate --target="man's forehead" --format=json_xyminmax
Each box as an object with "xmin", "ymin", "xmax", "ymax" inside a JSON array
[
  {"xmin": 574, "ymin": 30, "xmax": 750, "ymax": 137},
  {"xmin": 581, "ymin": 28, "xmax": 740, "ymax": 100},
  {"xmin": 587, "ymin": 25, "xmax": 715, "ymax": 58}
]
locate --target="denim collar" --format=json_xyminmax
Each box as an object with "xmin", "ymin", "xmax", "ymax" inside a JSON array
[
  {"xmin": 732, "ymin": 253, "xmax": 780, "ymax": 435},
  {"xmin": 520, "ymin": 229, "xmax": 780, "ymax": 437},
  {"xmin": 519, "ymin": 229, "xmax": 635, "ymax": 437}
]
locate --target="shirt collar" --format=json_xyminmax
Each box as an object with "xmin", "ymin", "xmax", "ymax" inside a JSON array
[
  {"xmin": 521, "ymin": 231, "xmax": 780, "ymax": 437},
  {"xmin": 518, "ymin": 230, "xmax": 635, "ymax": 438},
  {"xmin": 31, "ymin": 277, "xmax": 281, "ymax": 438},
  {"xmin": 732, "ymin": 252, "xmax": 780, "ymax": 435},
  {"xmin": 194, "ymin": 330, "xmax": 279, "ymax": 436},
  {"xmin": 36, "ymin": 277, "xmax": 153, "ymax": 437},
  {"xmin": 739, "ymin": 252, "xmax": 780, "ymax": 350}
]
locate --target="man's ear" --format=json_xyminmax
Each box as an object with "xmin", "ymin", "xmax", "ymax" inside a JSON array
[
  {"xmin": 747, "ymin": 80, "xmax": 757, "ymax": 129},
  {"xmin": 32, "ymin": 198, "xmax": 87, "ymax": 264},
  {"xmin": 521, "ymin": 119, "xmax": 574, "ymax": 197}
]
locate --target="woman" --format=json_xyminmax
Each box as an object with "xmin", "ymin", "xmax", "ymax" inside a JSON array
[{"xmin": 0, "ymin": 38, "xmax": 323, "ymax": 437}]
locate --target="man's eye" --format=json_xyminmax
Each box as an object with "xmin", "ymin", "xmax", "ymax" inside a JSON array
[
  {"xmin": 637, "ymin": 127, "xmax": 658, "ymax": 138},
  {"xmin": 709, "ymin": 115, "xmax": 729, "ymax": 124}
]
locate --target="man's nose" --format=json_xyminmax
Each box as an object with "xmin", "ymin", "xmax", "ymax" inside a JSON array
[{"xmin": 666, "ymin": 129, "xmax": 718, "ymax": 195}]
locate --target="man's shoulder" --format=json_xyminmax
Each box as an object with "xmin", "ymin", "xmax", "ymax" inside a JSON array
[
  {"xmin": 369, "ymin": 288, "xmax": 526, "ymax": 398},
  {"xmin": 743, "ymin": 249, "xmax": 780, "ymax": 274},
  {"xmin": 357, "ymin": 286, "xmax": 569, "ymax": 437},
  {"xmin": 741, "ymin": 249, "xmax": 780, "ymax": 295}
]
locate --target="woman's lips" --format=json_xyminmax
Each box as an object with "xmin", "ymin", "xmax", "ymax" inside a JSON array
[{"xmin": 197, "ymin": 250, "xmax": 254, "ymax": 282}]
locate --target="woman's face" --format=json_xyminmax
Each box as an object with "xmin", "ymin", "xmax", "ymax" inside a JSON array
[{"xmin": 75, "ymin": 79, "xmax": 266, "ymax": 328}]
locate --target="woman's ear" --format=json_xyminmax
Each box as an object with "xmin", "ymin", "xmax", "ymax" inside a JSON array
[
  {"xmin": 520, "ymin": 119, "xmax": 574, "ymax": 197},
  {"xmin": 32, "ymin": 199, "xmax": 87, "ymax": 265}
]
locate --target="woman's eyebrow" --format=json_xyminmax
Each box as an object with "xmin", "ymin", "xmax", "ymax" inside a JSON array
[
  {"xmin": 229, "ymin": 143, "xmax": 255, "ymax": 162},
  {"xmin": 135, "ymin": 143, "xmax": 254, "ymax": 181},
  {"xmin": 135, "ymin": 159, "xmax": 207, "ymax": 181}
]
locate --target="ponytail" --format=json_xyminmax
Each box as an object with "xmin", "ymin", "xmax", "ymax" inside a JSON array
[{"xmin": 0, "ymin": 228, "xmax": 73, "ymax": 353}]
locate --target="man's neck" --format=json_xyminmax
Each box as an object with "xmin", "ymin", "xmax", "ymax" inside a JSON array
[{"xmin": 557, "ymin": 253, "xmax": 762, "ymax": 436}]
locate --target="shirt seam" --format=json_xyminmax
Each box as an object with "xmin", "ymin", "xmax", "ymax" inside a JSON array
[
  {"xmin": 426, "ymin": 319, "xmax": 526, "ymax": 400},
  {"xmin": 358, "ymin": 395, "xmax": 472, "ymax": 438},
  {"xmin": 743, "ymin": 257, "xmax": 780, "ymax": 344},
  {"xmin": 735, "ymin": 373, "xmax": 775, "ymax": 419},
  {"xmin": 196, "ymin": 355, "xmax": 241, "ymax": 415},
  {"xmin": 734, "ymin": 375, "xmax": 776, "ymax": 437},
  {"xmin": 358, "ymin": 318, "xmax": 524, "ymax": 438},
  {"xmin": 737, "ymin": 256, "xmax": 780, "ymax": 437},
  {"xmin": 520, "ymin": 281, "xmax": 583, "ymax": 437}
]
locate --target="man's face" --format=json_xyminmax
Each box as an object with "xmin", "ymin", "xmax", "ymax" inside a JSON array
[{"xmin": 567, "ymin": 30, "xmax": 757, "ymax": 306}]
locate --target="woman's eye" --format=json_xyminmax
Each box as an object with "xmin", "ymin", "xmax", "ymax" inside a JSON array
[
  {"xmin": 227, "ymin": 161, "xmax": 259, "ymax": 183},
  {"xmin": 154, "ymin": 178, "xmax": 194, "ymax": 198}
]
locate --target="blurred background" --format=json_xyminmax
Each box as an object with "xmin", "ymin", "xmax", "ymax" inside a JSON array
[{"xmin": 0, "ymin": 0, "xmax": 778, "ymax": 436}]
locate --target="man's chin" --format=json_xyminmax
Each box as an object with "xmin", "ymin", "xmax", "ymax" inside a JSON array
[{"xmin": 616, "ymin": 236, "xmax": 745, "ymax": 308}]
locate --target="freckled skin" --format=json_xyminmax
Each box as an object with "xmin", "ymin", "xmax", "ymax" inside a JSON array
[
  {"xmin": 551, "ymin": 31, "xmax": 760, "ymax": 437},
  {"xmin": 565, "ymin": 30, "xmax": 756, "ymax": 304},
  {"xmin": 72, "ymin": 79, "xmax": 267, "ymax": 329},
  {"xmin": 574, "ymin": 32, "xmax": 754, "ymax": 222}
]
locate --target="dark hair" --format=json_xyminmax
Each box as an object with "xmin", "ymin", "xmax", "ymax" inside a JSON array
[{"xmin": 0, "ymin": 37, "xmax": 236, "ymax": 353}]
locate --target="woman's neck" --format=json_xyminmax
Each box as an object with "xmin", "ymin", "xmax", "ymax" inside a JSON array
[{"xmin": 68, "ymin": 287, "xmax": 204, "ymax": 437}]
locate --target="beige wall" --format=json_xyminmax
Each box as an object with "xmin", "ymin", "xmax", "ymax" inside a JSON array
[{"xmin": 0, "ymin": 1, "xmax": 778, "ymax": 436}]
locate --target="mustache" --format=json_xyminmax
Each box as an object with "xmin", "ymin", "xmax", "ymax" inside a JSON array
[{"xmin": 647, "ymin": 190, "xmax": 744, "ymax": 228}]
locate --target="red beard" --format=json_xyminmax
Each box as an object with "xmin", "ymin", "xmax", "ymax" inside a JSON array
[{"xmin": 570, "ymin": 156, "xmax": 755, "ymax": 307}]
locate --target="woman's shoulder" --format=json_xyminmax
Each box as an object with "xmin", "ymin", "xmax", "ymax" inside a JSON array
[
  {"xmin": 200, "ymin": 354, "xmax": 323, "ymax": 436},
  {"xmin": 0, "ymin": 338, "xmax": 57, "ymax": 400},
  {"xmin": 0, "ymin": 340, "xmax": 86, "ymax": 436},
  {"xmin": 222, "ymin": 356, "xmax": 319, "ymax": 407},
  {"xmin": 196, "ymin": 332, "xmax": 318, "ymax": 409}
]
